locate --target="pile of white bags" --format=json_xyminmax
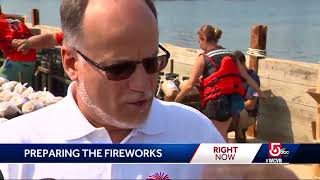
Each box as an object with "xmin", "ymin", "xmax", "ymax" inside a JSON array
[{"xmin": 0, "ymin": 77, "xmax": 63, "ymax": 121}]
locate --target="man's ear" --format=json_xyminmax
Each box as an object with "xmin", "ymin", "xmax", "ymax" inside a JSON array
[{"xmin": 61, "ymin": 46, "xmax": 79, "ymax": 81}]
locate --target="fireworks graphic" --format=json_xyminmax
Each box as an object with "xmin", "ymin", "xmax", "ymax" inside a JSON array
[{"xmin": 146, "ymin": 172, "xmax": 170, "ymax": 180}]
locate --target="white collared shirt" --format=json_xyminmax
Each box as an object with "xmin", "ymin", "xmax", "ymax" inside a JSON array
[{"xmin": 0, "ymin": 82, "xmax": 224, "ymax": 179}]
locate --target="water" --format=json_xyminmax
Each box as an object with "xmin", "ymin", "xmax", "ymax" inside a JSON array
[{"xmin": 1, "ymin": 0, "xmax": 319, "ymax": 63}]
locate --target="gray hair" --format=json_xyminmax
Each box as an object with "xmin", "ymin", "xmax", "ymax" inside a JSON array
[{"xmin": 60, "ymin": 0, "xmax": 157, "ymax": 47}]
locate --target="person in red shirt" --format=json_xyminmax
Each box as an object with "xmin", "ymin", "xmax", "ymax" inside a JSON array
[{"xmin": 0, "ymin": 12, "xmax": 36, "ymax": 85}]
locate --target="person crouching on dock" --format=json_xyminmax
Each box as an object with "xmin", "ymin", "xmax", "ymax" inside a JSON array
[{"xmin": 175, "ymin": 25, "xmax": 266, "ymax": 142}]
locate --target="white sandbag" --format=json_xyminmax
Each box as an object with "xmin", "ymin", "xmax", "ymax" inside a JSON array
[
  {"xmin": 28, "ymin": 89, "xmax": 55, "ymax": 100},
  {"xmin": 0, "ymin": 102, "xmax": 22, "ymax": 118},
  {"xmin": 27, "ymin": 92, "xmax": 42, "ymax": 100},
  {"xmin": 161, "ymin": 80, "xmax": 179, "ymax": 96},
  {"xmin": 0, "ymin": 77, "xmax": 9, "ymax": 86},
  {"xmin": 41, "ymin": 90, "xmax": 55, "ymax": 100},
  {"xmin": 0, "ymin": 91, "xmax": 16, "ymax": 102},
  {"xmin": 31, "ymin": 90, "xmax": 56, "ymax": 105},
  {"xmin": 21, "ymin": 86, "xmax": 34, "ymax": 98},
  {"xmin": 10, "ymin": 95, "xmax": 29, "ymax": 109},
  {"xmin": 22, "ymin": 100, "xmax": 44, "ymax": 114},
  {"xmin": 13, "ymin": 83, "xmax": 28, "ymax": 94},
  {"xmin": 161, "ymin": 80, "xmax": 179, "ymax": 101},
  {"xmin": 44, "ymin": 96, "xmax": 63, "ymax": 106},
  {"xmin": 0, "ymin": 117, "xmax": 8, "ymax": 124},
  {"xmin": 2, "ymin": 81, "xmax": 19, "ymax": 91}
]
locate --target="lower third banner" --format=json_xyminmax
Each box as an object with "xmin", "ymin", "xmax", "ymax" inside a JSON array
[{"xmin": 0, "ymin": 143, "xmax": 319, "ymax": 164}]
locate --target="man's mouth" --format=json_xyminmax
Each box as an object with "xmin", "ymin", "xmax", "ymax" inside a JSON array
[
  {"xmin": 128, "ymin": 99, "xmax": 148, "ymax": 106},
  {"xmin": 126, "ymin": 97, "xmax": 153, "ymax": 112}
]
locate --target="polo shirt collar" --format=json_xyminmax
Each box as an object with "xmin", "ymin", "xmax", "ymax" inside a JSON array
[
  {"xmin": 135, "ymin": 98, "xmax": 167, "ymax": 135},
  {"xmin": 57, "ymin": 82, "xmax": 98, "ymax": 140},
  {"xmin": 58, "ymin": 82, "xmax": 167, "ymax": 141}
]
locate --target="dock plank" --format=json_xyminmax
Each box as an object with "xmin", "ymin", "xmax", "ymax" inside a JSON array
[
  {"xmin": 258, "ymin": 99, "xmax": 316, "ymax": 143},
  {"xmin": 259, "ymin": 58, "xmax": 319, "ymax": 86},
  {"xmin": 260, "ymin": 77, "xmax": 317, "ymax": 107}
]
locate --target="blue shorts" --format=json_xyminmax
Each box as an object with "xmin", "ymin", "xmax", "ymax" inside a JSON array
[{"xmin": 230, "ymin": 94, "xmax": 244, "ymax": 117}]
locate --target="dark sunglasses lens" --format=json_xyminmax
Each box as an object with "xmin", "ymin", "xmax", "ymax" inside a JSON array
[
  {"xmin": 106, "ymin": 62, "xmax": 136, "ymax": 80},
  {"xmin": 143, "ymin": 57, "xmax": 159, "ymax": 74},
  {"xmin": 106, "ymin": 54, "xmax": 168, "ymax": 80},
  {"xmin": 157, "ymin": 55, "xmax": 168, "ymax": 71}
]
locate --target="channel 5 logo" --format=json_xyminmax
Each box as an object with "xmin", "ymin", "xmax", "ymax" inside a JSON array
[{"xmin": 268, "ymin": 143, "xmax": 289, "ymax": 158}]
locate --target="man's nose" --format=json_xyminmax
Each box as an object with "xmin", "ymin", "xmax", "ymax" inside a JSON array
[{"xmin": 128, "ymin": 64, "xmax": 151, "ymax": 92}]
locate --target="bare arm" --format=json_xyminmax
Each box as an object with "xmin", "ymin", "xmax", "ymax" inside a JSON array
[
  {"xmin": 236, "ymin": 60, "xmax": 266, "ymax": 99},
  {"xmin": 12, "ymin": 33, "xmax": 59, "ymax": 52},
  {"xmin": 174, "ymin": 55, "xmax": 205, "ymax": 103}
]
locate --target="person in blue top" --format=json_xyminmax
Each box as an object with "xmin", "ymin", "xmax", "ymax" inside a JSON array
[{"xmin": 233, "ymin": 50, "xmax": 261, "ymax": 142}]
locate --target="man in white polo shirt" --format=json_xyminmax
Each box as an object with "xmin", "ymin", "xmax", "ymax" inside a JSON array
[{"xmin": 0, "ymin": 0, "xmax": 224, "ymax": 179}]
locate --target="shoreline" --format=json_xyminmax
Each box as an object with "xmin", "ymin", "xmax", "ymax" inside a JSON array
[{"xmin": 26, "ymin": 23, "xmax": 319, "ymax": 65}]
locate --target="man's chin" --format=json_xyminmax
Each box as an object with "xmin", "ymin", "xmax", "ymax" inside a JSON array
[
  {"xmin": 121, "ymin": 110, "xmax": 150, "ymax": 127},
  {"xmin": 114, "ymin": 104, "xmax": 151, "ymax": 129},
  {"xmin": 95, "ymin": 99, "xmax": 153, "ymax": 129}
]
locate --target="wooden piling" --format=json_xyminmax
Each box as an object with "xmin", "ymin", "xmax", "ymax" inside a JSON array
[
  {"xmin": 317, "ymin": 105, "xmax": 320, "ymax": 140},
  {"xmin": 18, "ymin": 72, "xmax": 23, "ymax": 84},
  {"xmin": 170, "ymin": 59, "xmax": 174, "ymax": 74},
  {"xmin": 34, "ymin": 70, "xmax": 40, "ymax": 91},
  {"xmin": 0, "ymin": 5, "xmax": 2, "ymax": 14},
  {"xmin": 246, "ymin": 24, "xmax": 268, "ymax": 137},
  {"xmin": 47, "ymin": 50, "xmax": 53, "ymax": 92},
  {"xmin": 312, "ymin": 121, "xmax": 317, "ymax": 140},
  {"xmin": 31, "ymin": 9, "xmax": 40, "ymax": 26},
  {"xmin": 249, "ymin": 24, "xmax": 268, "ymax": 72}
]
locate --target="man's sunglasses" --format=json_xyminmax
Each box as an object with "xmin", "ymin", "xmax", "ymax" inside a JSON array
[{"xmin": 75, "ymin": 44, "xmax": 170, "ymax": 81}]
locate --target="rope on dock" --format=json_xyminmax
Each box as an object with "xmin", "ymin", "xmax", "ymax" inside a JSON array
[{"xmin": 247, "ymin": 48, "xmax": 267, "ymax": 58}]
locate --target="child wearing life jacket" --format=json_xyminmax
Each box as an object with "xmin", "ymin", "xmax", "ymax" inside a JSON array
[
  {"xmin": 0, "ymin": 13, "xmax": 36, "ymax": 86},
  {"xmin": 233, "ymin": 50, "xmax": 261, "ymax": 142},
  {"xmin": 175, "ymin": 25, "xmax": 266, "ymax": 142}
]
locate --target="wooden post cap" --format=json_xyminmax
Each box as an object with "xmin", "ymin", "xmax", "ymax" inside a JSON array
[{"xmin": 249, "ymin": 24, "xmax": 268, "ymax": 73}]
